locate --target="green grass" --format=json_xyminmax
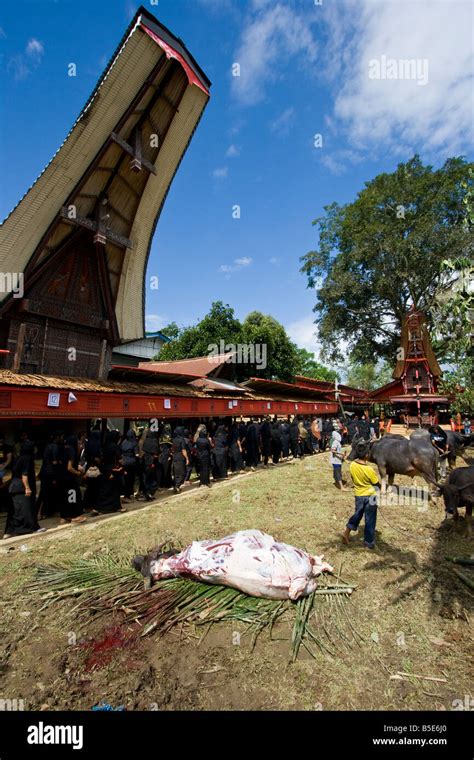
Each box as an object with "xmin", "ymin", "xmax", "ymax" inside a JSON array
[{"xmin": 0, "ymin": 454, "xmax": 472, "ymax": 711}]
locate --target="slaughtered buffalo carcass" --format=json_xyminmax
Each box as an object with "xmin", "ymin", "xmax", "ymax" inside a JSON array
[
  {"xmin": 132, "ymin": 529, "xmax": 333, "ymax": 599},
  {"xmin": 348, "ymin": 433, "xmax": 438, "ymax": 495},
  {"xmin": 438, "ymin": 465, "xmax": 474, "ymax": 537}
]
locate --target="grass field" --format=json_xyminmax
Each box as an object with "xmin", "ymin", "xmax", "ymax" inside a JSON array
[{"xmin": 0, "ymin": 451, "xmax": 472, "ymax": 712}]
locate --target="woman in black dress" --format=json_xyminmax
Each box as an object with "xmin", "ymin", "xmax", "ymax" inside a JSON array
[
  {"xmin": 245, "ymin": 419, "xmax": 260, "ymax": 469},
  {"xmin": 171, "ymin": 426, "xmax": 188, "ymax": 493},
  {"xmin": 83, "ymin": 430, "xmax": 102, "ymax": 511},
  {"xmin": 212, "ymin": 424, "xmax": 228, "ymax": 479},
  {"xmin": 279, "ymin": 419, "xmax": 290, "ymax": 459},
  {"xmin": 4, "ymin": 442, "xmax": 45, "ymax": 538},
  {"xmin": 228, "ymin": 421, "xmax": 244, "ymax": 473},
  {"xmin": 271, "ymin": 421, "xmax": 282, "ymax": 464},
  {"xmin": 94, "ymin": 431, "xmax": 126, "ymax": 514},
  {"xmin": 61, "ymin": 435, "xmax": 87, "ymax": 524},
  {"xmin": 195, "ymin": 428, "xmax": 212, "ymax": 487}
]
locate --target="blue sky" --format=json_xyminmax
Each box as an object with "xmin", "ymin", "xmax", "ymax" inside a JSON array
[{"xmin": 1, "ymin": 0, "xmax": 473, "ymax": 363}]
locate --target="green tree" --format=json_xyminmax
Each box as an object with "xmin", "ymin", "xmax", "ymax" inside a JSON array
[
  {"xmin": 440, "ymin": 356, "xmax": 474, "ymax": 416},
  {"xmin": 241, "ymin": 311, "xmax": 302, "ymax": 381},
  {"xmin": 300, "ymin": 155, "xmax": 473, "ymax": 365},
  {"xmin": 345, "ymin": 360, "xmax": 393, "ymax": 391},
  {"xmin": 295, "ymin": 348, "xmax": 340, "ymax": 382},
  {"xmin": 159, "ymin": 321, "xmax": 181, "ymax": 341},
  {"xmin": 157, "ymin": 302, "xmax": 243, "ymax": 362}
]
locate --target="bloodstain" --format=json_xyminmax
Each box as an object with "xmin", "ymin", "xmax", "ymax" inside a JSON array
[{"xmin": 78, "ymin": 625, "xmax": 140, "ymax": 672}]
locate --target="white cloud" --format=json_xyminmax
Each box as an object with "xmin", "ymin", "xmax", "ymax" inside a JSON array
[
  {"xmin": 225, "ymin": 144, "xmax": 240, "ymax": 157},
  {"xmin": 145, "ymin": 314, "xmax": 168, "ymax": 332},
  {"xmin": 269, "ymin": 256, "xmax": 281, "ymax": 265},
  {"xmin": 323, "ymin": 0, "xmax": 474, "ymax": 157},
  {"xmin": 286, "ymin": 315, "xmax": 320, "ymax": 353},
  {"xmin": 212, "ymin": 166, "xmax": 228, "ymax": 179},
  {"xmin": 0, "ymin": 27, "xmax": 6, "ymax": 39},
  {"xmin": 8, "ymin": 37, "xmax": 44, "ymax": 80},
  {"xmin": 269, "ymin": 106, "xmax": 295, "ymax": 136},
  {"xmin": 319, "ymin": 148, "xmax": 363, "ymax": 176},
  {"xmin": 219, "ymin": 257, "xmax": 253, "ymax": 275},
  {"xmin": 232, "ymin": 3, "xmax": 318, "ymax": 105},
  {"xmin": 26, "ymin": 38, "xmax": 44, "ymax": 60}
]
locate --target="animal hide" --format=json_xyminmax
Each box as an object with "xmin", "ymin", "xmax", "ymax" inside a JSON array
[{"xmin": 146, "ymin": 529, "xmax": 333, "ymax": 600}]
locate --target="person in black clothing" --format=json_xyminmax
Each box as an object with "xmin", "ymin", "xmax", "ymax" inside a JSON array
[
  {"xmin": 259, "ymin": 417, "xmax": 272, "ymax": 466},
  {"xmin": 195, "ymin": 427, "xmax": 212, "ymax": 487},
  {"xmin": 0, "ymin": 435, "xmax": 14, "ymax": 515},
  {"xmin": 289, "ymin": 417, "xmax": 299, "ymax": 458},
  {"xmin": 61, "ymin": 435, "xmax": 87, "ymax": 524},
  {"xmin": 429, "ymin": 424, "xmax": 449, "ymax": 478},
  {"xmin": 158, "ymin": 424, "xmax": 173, "ymax": 489},
  {"xmin": 212, "ymin": 424, "xmax": 228, "ymax": 479},
  {"xmin": 3, "ymin": 441, "xmax": 44, "ymax": 538},
  {"xmin": 120, "ymin": 429, "xmax": 138, "ymax": 501},
  {"xmin": 279, "ymin": 419, "xmax": 290, "ymax": 459},
  {"xmin": 82, "ymin": 430, "xmax": 102, "ymax": 511},
  {"xmin": 183, "ymin": 428, "xmax": 194, "ymax": 483},
  {"xmin": 245, "ymin": 419, "xmax": 260, "ymax": 469},
  {"xmin": 142, "ymin": 429, "xmax": 160, "ymax": 499},
  {"xmin": 347, "ymin": 418, "xmax": 358, "ymax": 444},
  {"xmin": 228, "ymin": 421, "xmax": 244, "ymax": 473},
  {"xmin": 356, "ymin": 416, "xmax": 371, "ymax": 441},
  {"xmin": 94, "ymin": 431, "xmax": 125, "ymax": 514},
  {"xmin": 38, "ymin": 431, "xmax": 64, "ymax": 519},
  {"xmin": 271, "ymin": 420, "xmax": 282, "ymax": 464},
  {"xmin": 172, "ymin": 426, "xmax": 189, "ymax": 493},
  {"xmin": 320, "ymin": 419, "xmax": 332, "ymax": 452}
]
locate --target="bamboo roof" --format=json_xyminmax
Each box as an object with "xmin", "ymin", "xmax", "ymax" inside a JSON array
[{"xmin": 0, "ymin": 7, "xmax": 210, "ymax": 343}]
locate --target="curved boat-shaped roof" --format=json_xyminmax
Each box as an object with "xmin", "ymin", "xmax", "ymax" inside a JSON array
[{"xmin": 0, "ymin": 6, "xmax": 210, "ymax": 342}]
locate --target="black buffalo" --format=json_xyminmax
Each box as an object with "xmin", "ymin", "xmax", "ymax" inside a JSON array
[
  {"xmin": 348, "ymin": 432, "xmax": 438, "ymax": 493},
  {"xmin": 438, "ymin": 465, "xmax": 474, "ymax": 537}
]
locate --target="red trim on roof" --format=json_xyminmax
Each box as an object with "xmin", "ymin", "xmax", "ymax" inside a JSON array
[{"xmin": 141, "ymin": 23, "xmax": 210, "ymax": 94}]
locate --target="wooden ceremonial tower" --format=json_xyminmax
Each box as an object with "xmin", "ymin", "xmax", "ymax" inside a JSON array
[
  {"xmin": 369, "ymin": 307, "xmax": 449, "ymax": 423},
  {"xmin": 0, "ymin": 7, "xmax": 210, "ymax": 380},
  {"xmin": 393, "ymin": 307, "xmax": 441, "ymax": 397}
]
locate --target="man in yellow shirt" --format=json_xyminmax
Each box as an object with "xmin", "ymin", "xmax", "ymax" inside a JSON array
[{"xmin": 343, "ymin": 441, "xmax": 380, "ymax": 550}]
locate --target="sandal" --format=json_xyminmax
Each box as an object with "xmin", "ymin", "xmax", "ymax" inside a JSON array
[{"xmin": 71, "ymin": 515, "xmax": 87, "ymax": 524}]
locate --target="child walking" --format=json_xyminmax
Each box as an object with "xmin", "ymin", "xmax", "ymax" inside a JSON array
[
  {"xmin": 330, "ymin": 430, "xmax": 347, "ymax": 490},
  {"xmin": 343, "ymin": 441, "xmax": 380, "ymax": 549}
]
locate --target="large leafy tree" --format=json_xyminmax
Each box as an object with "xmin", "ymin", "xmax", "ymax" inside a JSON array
[
  {"xmin": 345, "ymin": 360, "xmax": 393, "ymax": 391},
  {"xmin": 156, "ymin": 303, "xmax": 303, "ymax": 382},
  {"xmin": 300, "ymin": 155, "xmax": 473, "ymax": 365},
  {"xmin": 241, "ymin": 311, "xmax": 302, "ymax": 382},
  {"xmin": 295, "ymin": 348, "xmax": 340, "ymax": 382},
  {"xmin": 157, "ymin": 302, "xmax": 243, "ymax": 361},
  {"xmin": 159, "ymin": 321, "xmax": 181, "ymax": 341}
]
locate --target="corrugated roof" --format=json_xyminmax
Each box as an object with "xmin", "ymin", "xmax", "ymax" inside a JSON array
[
  {"xmin": 140, "ymin": 352, "xmax": 236, "ymax": 377},
  {"xmin": 242, "ymin": 377, "xmax": 335, "ymax": 401},
  {"xmin": 0, "ymin": 369, "xmax": 203, "ymax": 397}
]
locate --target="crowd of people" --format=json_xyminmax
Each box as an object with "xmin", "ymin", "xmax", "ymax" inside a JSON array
[{"xmin": 0, "ymin": 414, "xmax": 381, "ymax": 539}]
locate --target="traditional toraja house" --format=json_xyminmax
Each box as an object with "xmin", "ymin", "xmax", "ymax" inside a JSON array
[
  {"xmin": 0, "ymin": 7, "xmax": 211, "ymax": 379},
  {"xmin": 0, "ymin": 7, "xmax": 346, "ymax": 433},
  {"xmin": 368, "ymin": 308, "xmax": 451, "ymax": 424}
]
